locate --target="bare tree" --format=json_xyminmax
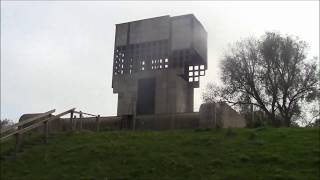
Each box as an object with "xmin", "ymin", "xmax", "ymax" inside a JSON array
[
  {"xmin": 203, "ymin": 32, "xmax": 319, "ymax": 127},
  {"xmin": 0, "ymin": 118, "xmax": 14, "ymax": 128},
  {"xmin": 298, "ymin": 102, "xmax": 320, "ymax": 127}
]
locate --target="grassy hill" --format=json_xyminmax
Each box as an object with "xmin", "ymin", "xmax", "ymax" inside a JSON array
[{"xmin": 0, "ymin": 128, "xmax": 319, "ymax": 180}]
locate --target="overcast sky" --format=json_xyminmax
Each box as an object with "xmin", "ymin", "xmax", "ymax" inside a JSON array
[{"xmin": 1, "ymin": 1, "xmax": 319, "ymax": 121}]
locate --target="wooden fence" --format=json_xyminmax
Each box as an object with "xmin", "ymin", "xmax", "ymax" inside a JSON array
[{"xmin": 0, "ymin": 108, "xmax": 100, "ymax": 157}]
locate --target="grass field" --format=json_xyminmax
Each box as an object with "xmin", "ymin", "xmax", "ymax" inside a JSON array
[{"xmin": 0, "ymin": 128, "xmax": 319, "ymax": 180}]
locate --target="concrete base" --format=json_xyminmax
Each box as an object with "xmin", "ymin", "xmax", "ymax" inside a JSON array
[
  {"xmin": 20, "ymin": 103, "xmax": 246, "ymax": 132},
  {"xmin": 199, "ymin": 102, "xmax": 246, "ymax": 128}
]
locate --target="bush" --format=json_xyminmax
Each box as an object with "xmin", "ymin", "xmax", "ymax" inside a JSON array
[{"xmin": 0, "ymin": 118, "xmax": 14, "ymax": 128}]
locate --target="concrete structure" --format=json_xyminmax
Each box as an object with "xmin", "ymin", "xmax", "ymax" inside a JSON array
[
  {"xmin": 199, "ymin": 102, "xmax": 246, "ymax": 128},
  {"xmin": 19, "ymin": 109, "xmax": 245, "ymax": 133},
  {"xmin": 18, "ymin": 15, "xmax": 245, "ymax": 132},
  {"xmin": 112, "ymin": 14, "xmax": 207, "ymax": 116}
]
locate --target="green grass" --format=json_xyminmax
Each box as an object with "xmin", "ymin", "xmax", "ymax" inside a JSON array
[{"xmin": 0, "ymin": 128, "xmax": 319, "ymax": 180}]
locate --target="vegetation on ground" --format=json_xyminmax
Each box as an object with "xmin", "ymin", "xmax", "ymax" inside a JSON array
[{"xmin": 1, "ymin": 128, "xmax": 319, "ymax": 180}]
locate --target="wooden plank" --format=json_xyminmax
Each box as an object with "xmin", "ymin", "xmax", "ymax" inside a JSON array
[
  {"xmin": 79, "ymin": 111, "xmax": 83, "ymax": 130},
  {"xmin": 96, "ymin": 115, "xmax": 100, "ymax": 132},
  {"xmin": 0, "ymin": 108, "xmax": 75, "ymax": 142},
  {"xmin": 0, "ymin": 109, "xmax": 56, "ymax": 134},
  {"xmin": 73, "ymin": 111, "xmax": 97, "ymax": 117},
  {"xmin": 70, "ymin": 111, "xmax": 74, "ymax": 131},
  {"xmin": 14, "ymin": 133, "xmax": 21, "ymax": 157},
  {"xmin": 19, "ymin": 108, "xmax": 76, "ymax": 135},
  {"xmin": 43, "ymin": 121, "xmax": 49, "ymax": 144}
]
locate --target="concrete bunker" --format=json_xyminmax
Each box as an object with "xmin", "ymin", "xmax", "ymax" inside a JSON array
[{"xmin": 112, "ymin": 14, "xmax": 207, "ymax": 116}]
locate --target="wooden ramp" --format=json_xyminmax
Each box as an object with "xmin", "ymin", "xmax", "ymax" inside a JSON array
[{"xmin": 0, "ymin": 108, "xmax": 101, "ymax": 157}]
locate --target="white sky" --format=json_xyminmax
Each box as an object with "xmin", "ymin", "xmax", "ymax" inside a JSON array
[{"xmin": 1, "ymin": 1, "xmax": 319, "ymax": 121}]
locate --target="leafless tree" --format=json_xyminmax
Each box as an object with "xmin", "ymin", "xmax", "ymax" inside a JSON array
[
  {"xmin": 203, "ymin": 32, "xmax": 319, "ymax": 127},
  {"xmin": 0, "ymin": 118, "xmax": 14, "ymax": 128}
]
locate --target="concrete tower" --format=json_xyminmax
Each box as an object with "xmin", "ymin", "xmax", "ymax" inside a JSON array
[{"xmin": 112, "ymin": 14, "xmax": 207, "ymax": 116}]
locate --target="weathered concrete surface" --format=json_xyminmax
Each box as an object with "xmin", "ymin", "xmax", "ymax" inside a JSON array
[
  {"xmin": 44, "ymin": 113, "xmax": 199, "ymax": 131},
  {"xmin": 18, "ymin": 103, "xmax": 246, "ymax": 133},
  {"xmin": 199, "ymin": 102, "xmax": 246, "ymax": 128},
  {"xmin": 171, "ymin": 15, "xmax": 193, "ymax": 50},
  {"xmin": 112, "ymin": 14, "xmax": 207, "ymax": 116},
  {"xmin": 113, "ymin": 69, "xmax": 193, "ymax": 116},
  {"xmin": 115, "ymin": 23, "xmax": 129, "ymax": 46},
  {"xmin": 129, "ymin": 15, "xmax": 170, "ymax": 44},
  {"xmin": 135, "ymin": 112, "xmax": 199, "ymax": 130}
]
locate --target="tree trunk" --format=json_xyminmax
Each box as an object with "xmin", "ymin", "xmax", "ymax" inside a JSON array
[
  {"xmin": 271, "ymin": 115, "xmax": 281, "ymax": 127},
  {"xmin": 284, "ymin": 115, "xmax": 291, "ymax": 127}
]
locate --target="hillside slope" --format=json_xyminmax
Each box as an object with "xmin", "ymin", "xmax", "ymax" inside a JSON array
[{"xmin": 0, "ymin": 128, "xmax": 319, "ymax": 180}]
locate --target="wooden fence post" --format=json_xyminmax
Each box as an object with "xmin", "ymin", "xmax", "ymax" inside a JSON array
[
  {"xmin": 70, "ymin": 110, "xmax": 74, "ymax": 131},
  {"xmin": 79, "ymin": 111, "xmax": 83, "ymax": 130},
  {"xmin": 43, "ymin": 121, "xmax": 49, "ymax": 144},
  {"xmin": 133, "ymin": 115, "xmax": 136, "ymax": 131},
  {"xmin": 14, "ymin": 133, "xmax": 21, "ymax": 157},
  {"xmin": 73, "ymin": 115, "xmax": 77, "ymax": 130},
  {"xmin": 96, "ymin": 115, "xmax": 100, "ymax": 132}
]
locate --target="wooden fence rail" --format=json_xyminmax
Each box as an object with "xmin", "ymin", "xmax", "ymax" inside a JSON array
[
  {"xmin": 0, "ymin": 108, "xmax": 76, "ymax": 158},
  {"xmin": 72, "ymin": 110, "xmax": 100, "ymax": 132},
  {"xmin": 0, "ymin": 109, "xmax": 56, "ymax": 134},
  {"xmin": 0, "ymin": 108, "xmax": 101, "ymax": 158}
]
